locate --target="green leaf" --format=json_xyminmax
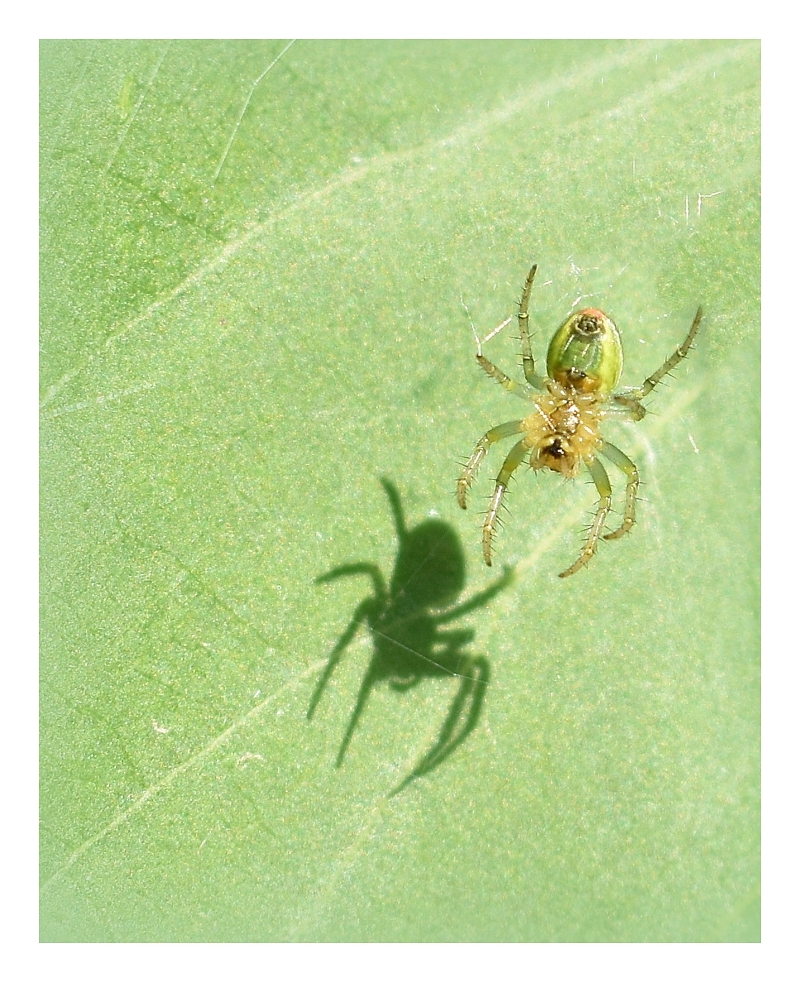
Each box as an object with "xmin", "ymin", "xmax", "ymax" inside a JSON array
[{"xmin": 41, "ymin": 40, "xmax": 759, "ymax": 942}]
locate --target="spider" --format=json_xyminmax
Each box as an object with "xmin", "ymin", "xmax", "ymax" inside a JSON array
[{"xmin": 457, "ymin": 263, "xmax": 702, "ymax": 577}]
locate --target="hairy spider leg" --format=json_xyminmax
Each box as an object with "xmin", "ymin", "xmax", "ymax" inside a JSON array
[
  {"xmin": 483, "ymin": 438, "xmax": 529, "ymax": 566},
  {"xmin": 517, "ymin": 263, "xmax": 547, "ymax": 389},
  {"xmin": 476, "ymin": 354, "xmax": 538, "ymax": 401},
  {"xmin": 610, "ymin": 305, "xmax": 702, "ymax": 417},
  {"xmin": 457, "ymin": 419, "xmax": 524, "ymax": 508},
  {"xmin": 599, "ymin": 441, "xmax": 640, "ymax": 540},
  {"xmin": 605, "ymin": 397, "xmax": 647, "ymax": 420},
  {"xmin": 638, "ymin": 305, "xmax": 703, "ymax": 399},
  {"xmin": 559, "ymin": 456, "xmax": 613, "ymax": 578}
]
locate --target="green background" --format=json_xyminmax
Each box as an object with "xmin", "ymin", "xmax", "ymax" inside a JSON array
[{"xmin": 40, "ymin": 40, "xmax": 759, "ymax": 942}]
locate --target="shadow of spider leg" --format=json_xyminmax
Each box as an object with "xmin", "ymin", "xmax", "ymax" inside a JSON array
[
  {"xmin": 310, "ymin": 478, "xmax": 512, "ymax": 786},
  {"xmin": 307, "ymin": 563, "xmax": 387, "ymax": 721},
  {"xmin": 334, "ymin": 655, "xmax": 386, "ymax": 768},
  {"xmin": 391, "ymin": 649, "xmax": 490, "ymax": 797},
  {"xmin": 387, "ymin": 569, "xmax": 512, "ymax": 794}
]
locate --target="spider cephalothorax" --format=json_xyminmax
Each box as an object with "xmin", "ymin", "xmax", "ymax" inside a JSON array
[
  {"xmin": 457, "ymin": 264, "xmax": 702, "ymax": 577},
  {"xmin": 522, "ymin": 380, "xmax": 602, "ymax": 479}
]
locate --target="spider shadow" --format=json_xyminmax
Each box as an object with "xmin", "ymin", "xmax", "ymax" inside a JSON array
[{"xmin": 308, "ymin": 477, "xmax": 513, "ymax": 795}]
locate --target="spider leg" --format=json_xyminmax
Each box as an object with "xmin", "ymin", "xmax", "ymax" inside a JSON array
[
  {"xmin": 476, "ymin": 353, "xmax": 538, "ymax": 401},
  {"xmin": 599, "ymin": 441, "xmax": 639, "ymax": 540},
  {"xmin": 631, "ymin": 305, "xmax": 703, "ymax": 400},
  {"xmin": 457, "ymin": 419, "xmax": 524, "ymax": 508},
  {"xmin": 482, "ymin": 438, "xmax": 529, "ymax": 566},
  {"xmin": 604, "ymin": 395, "xmax": 646, "ymax": 421},
  {"xmin": 559, "ymin": 456, "xmax": 613, "ymax": 578},
  {"xmin": 517, "ymin": 263, "xmax": 547, "ymax": 389}
]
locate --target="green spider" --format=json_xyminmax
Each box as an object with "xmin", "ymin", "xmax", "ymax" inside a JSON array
[{"xmin": 457, "ymin": 263, "xmax": 702, "ymax": 577}]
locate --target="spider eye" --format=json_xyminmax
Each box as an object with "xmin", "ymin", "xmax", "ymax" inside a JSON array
[
  {"xmin": 575, "ymin": 313, "xmax": 602, "ymax": 336},
  {"xmin": 546, "ymin": 307, "xmax": 623, "ymax": 394}
]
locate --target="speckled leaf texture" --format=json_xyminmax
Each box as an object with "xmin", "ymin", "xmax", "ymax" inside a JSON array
[{"xmin": 41, "ymin": 39, "xmax": 759, "ymax": 942}]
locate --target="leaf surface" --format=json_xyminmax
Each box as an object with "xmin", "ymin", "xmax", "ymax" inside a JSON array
[{"xmin": 41, "ymin": 40, "xmax": 759, "ymax": 941}]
